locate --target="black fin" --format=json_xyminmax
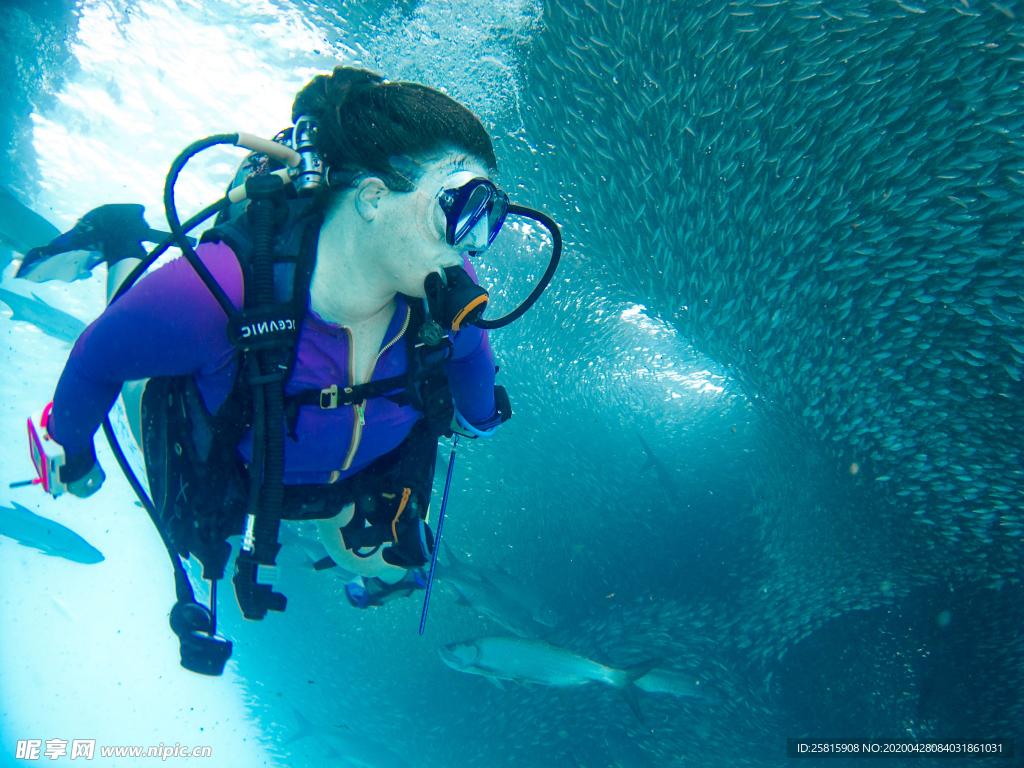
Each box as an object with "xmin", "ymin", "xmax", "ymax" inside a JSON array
[{"xmin": 313, "ymin": 556, "xmax": 338, "ymax": 571}]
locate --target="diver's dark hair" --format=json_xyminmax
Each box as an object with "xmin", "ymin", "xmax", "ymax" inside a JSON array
[{"xmin": 292, "ymin": 66, "xmax": 497, "ymax": 198}]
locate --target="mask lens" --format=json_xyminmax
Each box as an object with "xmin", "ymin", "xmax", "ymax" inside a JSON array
[
  {"xmin": 453, "ymin": 184, "xmax": 491, "ymax": 243},
  {"xmin": 486, "ymin": 196, "xmax": 509, "ymax": 246}
]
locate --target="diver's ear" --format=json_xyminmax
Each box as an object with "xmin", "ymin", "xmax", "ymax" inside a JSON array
[{"xmin": 353, "ymin": 177, "xmax": 389, "ymax": 221}]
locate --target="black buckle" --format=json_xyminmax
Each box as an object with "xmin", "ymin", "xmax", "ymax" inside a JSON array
[
  {"xmin": 320, "ymin": 384, "xmax": 357, "ymax": 409},
  {"xmin": 320, "ymin": 385, "xmax": 337, "ymax": 409}
]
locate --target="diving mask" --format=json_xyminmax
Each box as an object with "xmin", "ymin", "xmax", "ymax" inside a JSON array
[{"xmin": 432, "ymin": 172, "xmax": 509, "ymax": 252}]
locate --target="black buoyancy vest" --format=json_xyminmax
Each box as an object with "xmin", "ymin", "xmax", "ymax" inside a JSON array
[
  {"xmin": 147, "ymin": 195, "xmax": 455, "ymax": 619},
  {"xmin": 201, "ymin": 198, "xmax": 456, "ymax": 446}
]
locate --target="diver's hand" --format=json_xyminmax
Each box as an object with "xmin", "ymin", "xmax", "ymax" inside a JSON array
[
  {"xmin": 67, "ymin": 463, "xmax": 105, "ymax": 498},
  {"xmin": 449, "ymin": 386, "xmax": 512, "ymax": 438},
  {"xmin": 60, "ymin": 447, "xmax": 105, "ymax": 498}
]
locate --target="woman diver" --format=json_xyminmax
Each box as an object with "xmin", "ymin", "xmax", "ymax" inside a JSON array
[{"xmin": 34, "ymin": 66, "xmax": 558, "ymax": 673}]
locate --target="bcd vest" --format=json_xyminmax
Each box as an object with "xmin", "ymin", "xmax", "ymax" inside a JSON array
[{"xmin": 141, "ymin": 191, "xmax": 456, "ymax": 619}]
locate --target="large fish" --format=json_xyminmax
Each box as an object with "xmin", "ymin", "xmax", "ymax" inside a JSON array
[
  {"xmin": 439, "ymin": 636, "xmax": 657, "ymax": 720},
  {"xmin": 438, "ymin": 561, "xmax": 545, "ymax": 637},
  {"xmin": 283, "ymin": 707, "xmax": 412, "ymax": 768},
  {"xmin": 441, "ymin": 542, "xmax": 561, "ymax": 628},
  {"xmin": 0, "ymin": 288, "xmax": 87, "ymax": 343},
  {"xmin": 277, "ymin": 522, "xmax": 372, "ymax": 581},
  {"xmin": 0, "ymin": 501, "xmax": 104, "ymax": 564},
  {"xmin": 637, "ymin": 434, "xmax": 679, "ymax": 498}
]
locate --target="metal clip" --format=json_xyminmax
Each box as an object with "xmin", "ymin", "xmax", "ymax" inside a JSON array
[
  {"xmin": 320, "ymin": 384, "xmax": 338, "ymax": 409},
  {"xmin": 242, "ymin": 514, "xmax": 256, "ymax": 553}
]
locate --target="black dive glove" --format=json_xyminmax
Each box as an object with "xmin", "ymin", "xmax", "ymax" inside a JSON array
[
  {"xmin": 60, "ymin": 445, "xmax": 106, "ymax": 498},
  {"xmin": 450, "ymin": 385, "xmax": 512, "ymax": 438}
]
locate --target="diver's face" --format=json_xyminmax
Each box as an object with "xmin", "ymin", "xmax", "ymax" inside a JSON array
[{"xmin": 377, "ymin": 153, "xmax": 492, "ymax": 299}]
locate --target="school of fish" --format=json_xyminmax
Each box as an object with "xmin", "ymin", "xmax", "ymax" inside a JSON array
[{"xmin": 3, "ymin": 0, "xmax": 1024, "ymax": 764}]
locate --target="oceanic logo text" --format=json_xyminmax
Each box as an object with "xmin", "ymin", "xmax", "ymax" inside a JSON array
[{"xmin": 239, "ymin": 318, "xmax": 296, "ymax": 338}]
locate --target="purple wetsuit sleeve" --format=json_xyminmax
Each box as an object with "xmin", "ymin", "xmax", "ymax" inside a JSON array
[
  {"xmin": 49, "ymin": 243, "xmax": 244, "ymax": 454},
  {"xmin": 448, "ymin": 325, "xmax": 497, "ymax": 424},
  {"xmin": 445, "ymin": 256, "xmax": 498, "ymax": 425}
]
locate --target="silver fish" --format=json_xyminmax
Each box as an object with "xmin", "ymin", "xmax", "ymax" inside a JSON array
[
  {"xmin": 440, "ymin": 636, "xmax": 657, "ymax": 721},
  {"xmin": 0, "ymin": 288, "xmax": 87, "ymax": 344},
  {"xmin": 441, "ymin": 542, "xmax": 561, "ymax": 628},
  {"xmin": 283, "ymin": 708, "xmax": 412, "ymax": 768},
  {"xmin": 0, "ymin": 502, "xmax": 103, "ymax": 564}
]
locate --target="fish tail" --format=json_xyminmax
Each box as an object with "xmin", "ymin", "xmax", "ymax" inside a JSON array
[
  {"xmin": 442, "ymin": 539, "xmax": 460, "ymax": 564},
  {"xmin": 282, "ymin": 708, "xmax": 316, "ymax": 746},
  {"xmin": 625, "ymin": 658, "xmax": 663, "ymax": 684},
  {"xmin": 612, "ymin": 658, "xmax": 662, "ymax": 724},
  {"xmin": 637, "ymin": 434, "xmax": 655, "ymax": 472}
]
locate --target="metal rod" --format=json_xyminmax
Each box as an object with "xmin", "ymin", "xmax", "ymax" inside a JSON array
[
  {"xmin": 210, "ymin": 579, "xmax": 218, "ymax": 636},
  {"xmin": 419, "ymin": 434, "xmax": 459, "ymax": 635}
]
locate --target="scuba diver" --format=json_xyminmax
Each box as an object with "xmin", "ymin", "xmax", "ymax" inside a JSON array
[{"xmin": 24, "ymin": 66, "xmax": 561, "ymax": 675}]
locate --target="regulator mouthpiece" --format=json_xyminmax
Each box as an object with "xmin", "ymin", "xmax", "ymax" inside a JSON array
[{"xmin": 424, "ymin": 266, "xmax": 489, "ymax": 331}]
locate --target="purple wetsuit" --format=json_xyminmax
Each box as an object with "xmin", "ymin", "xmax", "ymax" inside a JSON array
[{"xmin": 49, "ymin": 241, "xmax": 498, "ymax": 485}]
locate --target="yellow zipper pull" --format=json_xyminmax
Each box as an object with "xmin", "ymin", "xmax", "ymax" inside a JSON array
[{"xmin": 355, "ymin": 402, "xmax": 365, "ymax": 426}]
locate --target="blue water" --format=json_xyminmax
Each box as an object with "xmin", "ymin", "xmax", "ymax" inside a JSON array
[{"xmin": 1, "ymin": 0, "xmax": 1022, "ymax": 766}]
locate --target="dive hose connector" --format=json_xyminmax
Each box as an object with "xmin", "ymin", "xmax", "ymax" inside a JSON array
[
  {"xmin": 232, "ymin": 548, "xmax": 287, "ymax": 620},
  {"xmin": 452, "ymin": 406, "xmax": 497, "ymax": 438},
  {"xmin": 290, "ymin": 115, "xmax": 323, "ymax": 195},
  {"xmin": 227, "ymin": 132, "xmax": 302, "ymax": 204},
  {"xmin": 224, "ymin": 127, "xmax": 323, "ymax": 203}
]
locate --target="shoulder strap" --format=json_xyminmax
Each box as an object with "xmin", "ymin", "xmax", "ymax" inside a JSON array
[{"xmin": 205, "ymin": 203, "xmax": 319, "ymax": 447}]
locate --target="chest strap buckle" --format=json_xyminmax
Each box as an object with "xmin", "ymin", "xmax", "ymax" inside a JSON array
[
  {"xmin": 320, "ymin": 385, "xmax": 338, "ymax": 409},
  {"xmin": 320, "ymin": 384, "xmax": 357, "ymax": 409}
]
